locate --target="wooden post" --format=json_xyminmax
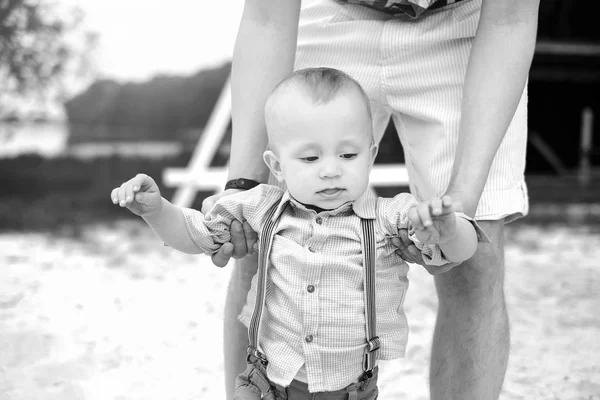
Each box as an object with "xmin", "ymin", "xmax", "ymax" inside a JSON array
[
  {"xmin": 165, "ymin": 76, "xmax": 232, "ymax": 207},
  {"xmin": 578, "ymin": 107, "xmax": 594, "ymax": 186}
]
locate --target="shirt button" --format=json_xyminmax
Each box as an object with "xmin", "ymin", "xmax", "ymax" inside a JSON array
[
  {"xmin": 315, "ymin": 216, "xmax": 323, "ymax": 225},
  {"xmin": 305, "ymin": 335, "xmax": 313, "ymax": 343},
  {"xmin": 307, "ymin": 285, "xmax": 315, "ymax": 293}
]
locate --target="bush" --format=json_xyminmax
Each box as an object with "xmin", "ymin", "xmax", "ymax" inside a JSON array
[{"xmin": 0, "ymin": 153, "xmax": 214, "ymax": 232}]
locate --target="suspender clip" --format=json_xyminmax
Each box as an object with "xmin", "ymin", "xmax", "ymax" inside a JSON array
[
  {"xmin": 362, "ymin": 336, "xmax": 380, "ymax": 372},
  {"xmin": 247, "ymin": 346, "xmax": 269, "ymax": 366},
  {"xmin": 365, "ymin": 336, "xmax": 380, "ymax": 352}
]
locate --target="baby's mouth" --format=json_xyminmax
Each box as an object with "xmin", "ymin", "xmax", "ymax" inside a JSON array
[{"xmin": 319, "ymin": 188, "xmax": 344, "ymax": 196}]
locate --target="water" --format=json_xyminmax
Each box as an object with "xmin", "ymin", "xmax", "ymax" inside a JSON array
[
  {"xmin": 0, "ymin": 122, "xmax": 69, "ymax": 158},
  {"xmin": 0, "ymin": 122, "xmax": 183, "ymax": 159}
]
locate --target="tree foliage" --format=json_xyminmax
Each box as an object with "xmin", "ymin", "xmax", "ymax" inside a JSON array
[
  {"xmin": 65, "ymin": 63, "xmax": 231, "ymax": 143},
  {"xmin": 0, "ymin": 0, "xmax": 93, "ymax": 118}
]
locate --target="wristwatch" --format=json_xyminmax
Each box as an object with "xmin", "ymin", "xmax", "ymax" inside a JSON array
[{"xmin": 225, "ymin": 178, "xmax": 261, "ymax": 191}]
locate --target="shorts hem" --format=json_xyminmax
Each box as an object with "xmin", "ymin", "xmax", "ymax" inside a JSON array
[{"xmin": 474, "ymin": 182, "xmax": 529, "ymax": 224}]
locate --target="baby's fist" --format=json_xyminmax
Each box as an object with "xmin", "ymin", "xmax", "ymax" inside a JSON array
[
  {"xmin": 408, "ymin": 196, "xmax": 460, "ymax": 244},
  {"xmin": 110, "ymin": 173, "xmax": 162, "ymax": 216}
]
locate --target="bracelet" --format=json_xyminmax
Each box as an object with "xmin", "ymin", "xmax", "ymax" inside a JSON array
[{"xmin": 225, "ymin": 178, "xmax": 261, "ymax": 191}]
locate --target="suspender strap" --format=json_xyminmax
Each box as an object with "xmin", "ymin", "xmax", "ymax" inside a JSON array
[
  {"xmin": 247, "ymin": 202, "xmax": 282, "ymax": 365},
  {"xmin": 360, "ymin": 218, "xmax": 380, "ymax": 378},
  {"xmin": 246, "ymin": 206, "xmax": 380, "ymax": 379}
]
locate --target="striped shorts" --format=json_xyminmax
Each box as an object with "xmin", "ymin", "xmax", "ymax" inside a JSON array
[{"xmin": 294, "ymin": 0, "xmax": 529, "ymax": 222}]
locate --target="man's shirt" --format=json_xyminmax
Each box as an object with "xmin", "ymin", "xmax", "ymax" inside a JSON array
[
  {"xmin": 181, "ymin": 184, "xmax": 488, "ymax": 392},
  {"xmin": 334, "ymin": 0, "xmax": 466, "ymax": 19}
]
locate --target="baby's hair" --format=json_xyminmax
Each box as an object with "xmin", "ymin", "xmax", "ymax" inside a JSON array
[{"xmin": 266, "ymin": 67, "xmax": 373, "ymax": 121}]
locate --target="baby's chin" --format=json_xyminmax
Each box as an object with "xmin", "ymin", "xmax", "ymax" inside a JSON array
[
  {"xmin": 291, "ymin": 188, "xmax": 365, "ymax": 210},
  {"xmin": 312, "ymin": 194, "xmax": 360, "ymax": 210}
]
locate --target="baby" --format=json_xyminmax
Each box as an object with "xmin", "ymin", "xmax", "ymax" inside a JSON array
[{"xmin": 111, "ymin": 67, "xmax": 486, "ymax": 399}]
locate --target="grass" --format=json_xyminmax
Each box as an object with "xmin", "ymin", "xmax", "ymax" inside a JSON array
[{"xmin": 0, "ymin": 153, "xmax": 214, "ymax": 232}]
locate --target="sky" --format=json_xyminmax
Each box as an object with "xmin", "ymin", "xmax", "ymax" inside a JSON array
[{"xmin": 68, "ymin": 0, "xmax": 245, "ymax": 82}]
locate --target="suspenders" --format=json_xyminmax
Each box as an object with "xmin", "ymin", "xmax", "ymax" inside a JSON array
[
  {"xmin": 359, "ymin": 218, "xmax": 381, "ymax": 379},
  {"xmin": 246, "ymin": 203, "xmax": 280, "ymax": 366},
  {"xmin": 246, "ymin": 204, "xmax": 380, "ymax": 381}
]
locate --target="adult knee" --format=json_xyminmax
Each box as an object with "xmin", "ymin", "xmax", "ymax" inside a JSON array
[{"xmin": 435, "ymin": 220, "xmax": 506, "ymax": 307}]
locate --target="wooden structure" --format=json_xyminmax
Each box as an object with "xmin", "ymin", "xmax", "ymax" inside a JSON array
[{"xmin": 164, "ymin": 40, "xmax": 599, "ymax": 208}]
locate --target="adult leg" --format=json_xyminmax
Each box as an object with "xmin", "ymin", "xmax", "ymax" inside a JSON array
[
  {"xmin": 224, "ymin": 254, "xmax": 258, "ymax": 400},
  {"xmin": 381, "ymin": 1, "xmax": 526, "ymax": 396},
  {"xmin": 430, "ymin": 220, "xmax": 509, "ymax": 400}
]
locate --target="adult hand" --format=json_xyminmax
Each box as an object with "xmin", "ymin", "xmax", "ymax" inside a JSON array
[
  {"xmin": 390, "ymin": 229, "xmax": 425, "ymax": 266},
  {"xmin": 390, "ymin": 226, "xmax": 461, "ymax": 276},
  {"xmin": 202, "ymin": 190, "xmax": 258, "ymax": 268}
]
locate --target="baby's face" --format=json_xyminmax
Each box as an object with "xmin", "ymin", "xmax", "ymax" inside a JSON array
[{"xmin": 264, "ymin": 88, "xmax": 376, "ymax": 210}]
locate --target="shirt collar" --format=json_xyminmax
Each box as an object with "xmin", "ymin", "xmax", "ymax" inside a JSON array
[
  {"xmin": 271, "ymin": 189, "xmax": 377, "ymax": 221},
  {"xmin": 271, "ymin": 190, "xmax": 295, "ymax": 221},
  {"xmin": 351, "ymin": 189, "xmax": 377, "ymax": 219}
]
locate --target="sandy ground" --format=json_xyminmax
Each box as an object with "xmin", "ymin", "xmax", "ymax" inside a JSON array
[{"xmin": 1, "ymin": 220, "xmax": 599, "ymax": 400}]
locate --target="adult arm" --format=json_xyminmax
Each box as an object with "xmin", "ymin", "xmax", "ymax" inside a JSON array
[
  {"xmin": 204, "ymin": 1, "xmax": 301, "ymax": 266},
  {"xmin": 445, "ymin": 0, "xmax": 540, "ymax": 217},
  {"xmin": 227, "ymin": 0, "xmax": 302, "ymax": 183}
]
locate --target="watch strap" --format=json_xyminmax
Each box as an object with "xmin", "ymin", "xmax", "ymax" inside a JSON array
[{"xmin": 225, "ymin": 178, "xmax": 261, "ymax": 191}]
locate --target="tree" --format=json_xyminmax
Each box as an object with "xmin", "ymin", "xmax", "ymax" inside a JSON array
[{"xmin": 0, "ymin": 0, "xmax": 95, "ymax": 119}]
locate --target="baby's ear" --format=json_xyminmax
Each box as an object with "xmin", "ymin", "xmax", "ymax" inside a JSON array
[
  {"xmin": 263, "ymin": 150, "xmax": 284, "ymax": 182},
  {"xmin": 369, "ymin": 144, "xmax": 379, "ymax": 166}
]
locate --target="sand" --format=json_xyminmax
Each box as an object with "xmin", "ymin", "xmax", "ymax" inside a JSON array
[{"xmin": 1, "ymin": 220, "xmax": 599, "ymax": 399}]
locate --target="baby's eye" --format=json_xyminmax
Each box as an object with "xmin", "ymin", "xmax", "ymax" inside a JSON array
[
  {"xmin": 301, "ymin": 156, "xmax": 319, "ymax": 162},
  {"xmin": 341, "ymin": 153, "xmax": 357, "ymax": 160}
]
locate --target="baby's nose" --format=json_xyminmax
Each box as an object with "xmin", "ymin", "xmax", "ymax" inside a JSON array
[{"xmin": 319, "ymin": 161, "xmax": 342, "ymax": 178}]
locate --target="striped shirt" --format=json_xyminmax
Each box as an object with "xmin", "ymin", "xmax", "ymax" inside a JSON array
[
  {"xmin": 334, "ymin": 0, "xmax": 465, "ymax": 19},
  {"xmin": 181, "ymin": 184, "xmax": 487, "ymax": 392}
]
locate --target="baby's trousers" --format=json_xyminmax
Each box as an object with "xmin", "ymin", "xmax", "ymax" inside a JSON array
[{"xmin": 234, "ymin": 358, "xmax": 379, "ymax": 400}]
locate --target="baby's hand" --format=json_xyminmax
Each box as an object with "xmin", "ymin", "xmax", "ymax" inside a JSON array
[
  {"xmin": 110, "ymin": 173, "xmax": 162, "ymax": 217},
  {"xmin": 407, "ymin": 196, "xmax": 462, "ymax": 244}
]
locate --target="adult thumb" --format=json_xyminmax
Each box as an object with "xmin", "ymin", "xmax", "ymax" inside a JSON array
[
  {"xmin": 201, "ymin": 194, "xmax": 219, "ymax": 214},
  {"xmin": 201, "ymin": 189, "xmax": 242, "ymax": 214}
]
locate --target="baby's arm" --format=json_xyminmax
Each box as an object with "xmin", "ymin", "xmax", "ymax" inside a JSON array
[
  {"xmin": 111, "ymin": 173, "xmax": 210, "ymax": 254},
  {"xmin": 111, "ymin": 174, "xmax": 274, "ymax": 255},
  {"xmin": 144, "ymin": 198, "xmax": 204, "ymax": 254},
  {"xmin": 407, "ymin": 196, "xmax": 477, "ymax": 263}
]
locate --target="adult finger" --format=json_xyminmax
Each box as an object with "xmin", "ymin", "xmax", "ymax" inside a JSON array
[
  {"xmin": 230, "ymin": 220, "xmax": 249, "ymax": 259},
  {"xmin": 201, "ymin": 193, "xmax": 220, "ymax": 214},
  {"xmin": 394, "ymin": 229, "xmax": 425, "ymax": 265},
  {"xmin": 211, "ymin": 242, "xmax": 234, "ymax": 268},
  {"xmin": 391, "ymin": 228, "xmax": 414, "ymax": 261},
  {"xmin": 201, "ymin": 189, "xmax": 243, "ymax": 214},
  {"xmin": 421, "ymin": 261, "xmax": 460, "ymax": 275},
  {"xmin": 390, "ymin": 237, "xmax": 415, "ymax": 264},
  {"xmin": 243, "ymin": 221, "xmax": 258, "ymax": 255}
]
